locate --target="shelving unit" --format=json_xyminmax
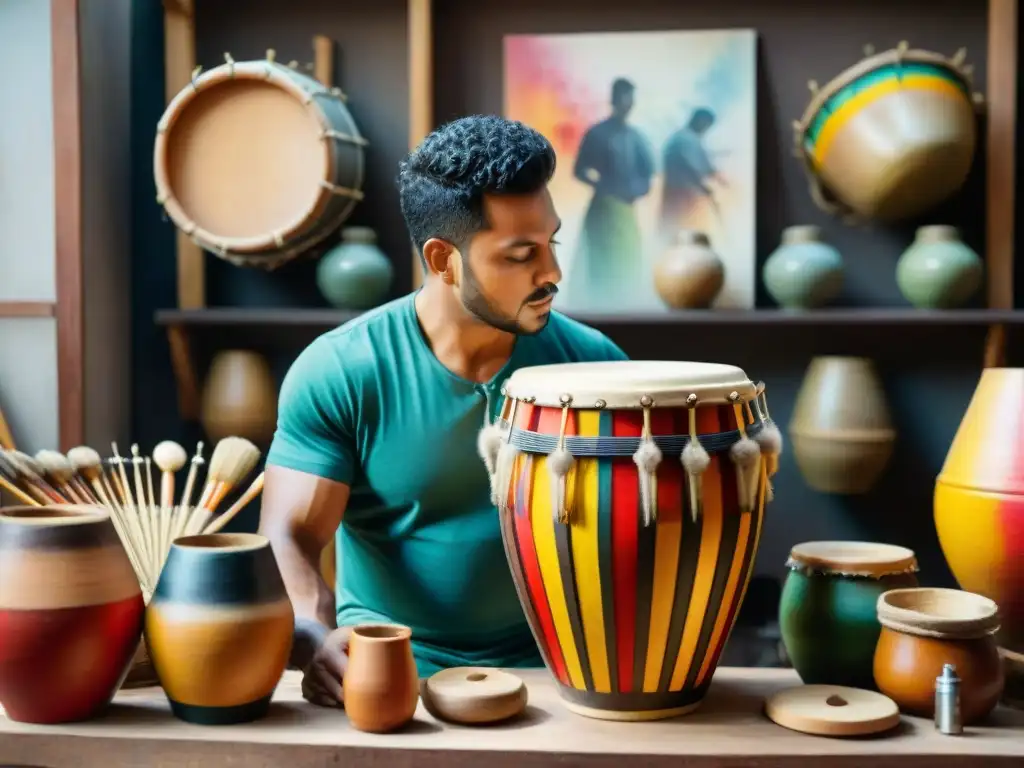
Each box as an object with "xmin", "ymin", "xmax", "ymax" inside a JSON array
[{"xmin": 155, "ymin": 0, "xmax": 1019, "ymax": 419}]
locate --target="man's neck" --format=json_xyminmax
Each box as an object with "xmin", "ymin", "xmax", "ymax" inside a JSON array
[{"xmin": 414, "ymin": 283, "xmax": 516, "ymax": 384}]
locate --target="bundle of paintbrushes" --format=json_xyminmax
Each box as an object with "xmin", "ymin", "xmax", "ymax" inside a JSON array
[{"xmin": 0, "ymin": 436, "xmax": 265, "ymax": 597}]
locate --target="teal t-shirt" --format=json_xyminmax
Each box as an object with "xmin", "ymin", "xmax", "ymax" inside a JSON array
[{"xmin": 267, "ymin": 291, "xmax": 627, "ymax": 676}]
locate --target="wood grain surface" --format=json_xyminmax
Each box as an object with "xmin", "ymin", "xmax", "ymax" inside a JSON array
[{"xmin": 1, "ymin": 668, "xmax": 1022, "ymax": 767}]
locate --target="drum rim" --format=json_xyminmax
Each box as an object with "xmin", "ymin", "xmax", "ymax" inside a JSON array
[
  {"xmin": 501, "ymin": 360, "xmax": 761, "ymax": 408},
  {"xmin": 787, "ymin": 540, "xmax": 918, "ymax": 577},
  {"xmin": 794, "ymin": 46, "xmax": 973, "ymax": 142},
  {"xmin": 153, "ymin": 59, "xmax": 360, "ymax": 255}
]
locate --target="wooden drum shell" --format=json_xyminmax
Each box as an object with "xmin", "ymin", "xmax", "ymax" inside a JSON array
[
  {"xmin": 154, "ymin": 59, "xmax": 366, "ymax": 269},
  {"xmin": 498, "ymin": 399, "xmax": 767, "ymax": 721}
]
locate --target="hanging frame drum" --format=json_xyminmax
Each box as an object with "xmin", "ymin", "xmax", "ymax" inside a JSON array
[
  {"xmin": 154, "ymin": 52, "xmax": 367, "ymax": 270},
  {"xmin": 793, "ymin": 42, "xmax": 983, "ymax": 223}
]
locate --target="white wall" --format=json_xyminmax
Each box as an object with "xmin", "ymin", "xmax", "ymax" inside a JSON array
[
  {"xmin": 0, "ymin": 0, "xmax": 59, "ymax": 454},
  {"xmin": 0, "ymin": 0, "xmax": 133, "ymax": 464}
]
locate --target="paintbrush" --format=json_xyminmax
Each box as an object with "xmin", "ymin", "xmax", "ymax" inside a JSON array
[
  {"xmin": 186, "ymin": 437, "xmax": 261, "ymax": 534},
  {"xmin": 203, "ymin": 471, "xmax": 265, "ymax": 534}
]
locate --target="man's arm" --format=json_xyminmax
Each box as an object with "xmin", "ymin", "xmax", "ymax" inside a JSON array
[
  {"xmin": 257, "ymin": 337, "xmax": 362, "ymax": 670},
  {"xmin": 259, "ymin": 465, "xmax": 349, "ymax": 668},
  {"xmin": 573, "ymin": 128, "xmax": 600, "ymax": 186}
]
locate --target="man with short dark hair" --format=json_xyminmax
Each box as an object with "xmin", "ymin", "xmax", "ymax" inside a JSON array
[{"xmin": 260, "ymin": 115, "xmax": 627, "ymax": 707}]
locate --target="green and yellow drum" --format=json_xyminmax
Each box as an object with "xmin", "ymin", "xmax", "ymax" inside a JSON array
[
  {"xmin": 479, "ymin": 361, "xmax": 781, "ymax": 721},
  {"xmin": 794, "ymin": 42, "xmax": 981, "ymax": 222}
]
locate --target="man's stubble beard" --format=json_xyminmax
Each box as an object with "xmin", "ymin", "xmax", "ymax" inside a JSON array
[{"xmin": 460, "ymin": 258, "xmax": 550, "ymax": 337}]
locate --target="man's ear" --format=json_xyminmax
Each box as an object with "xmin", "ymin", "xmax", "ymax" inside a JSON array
[{"xmin": 423, "ymin": 238, "xmax": 456, "ymax": 282}]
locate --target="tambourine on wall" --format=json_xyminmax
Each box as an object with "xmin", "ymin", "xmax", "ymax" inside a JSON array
[
  {"xmin": 153, "ymin": 49, "xmax": 368, "ymax": 272},
  {"xmin": 793, "ymin": 41, "xmax": 985, "ymax": 224}
]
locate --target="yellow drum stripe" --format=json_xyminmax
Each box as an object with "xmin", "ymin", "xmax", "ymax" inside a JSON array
[
  {"xmin": 695, "ymin": 507, "xmax": 752, "ymax": 687},
  {"xmin": 813, "ymin": 77, "xmax": 965, "ymax": 164},
  {"xmin": 531, "ymin": 455, "xmax": 586, "ymax": 689},
  {"xmin": 643, "ymin": 471, "xmax": 683, "ymax": 692},
  {"xmin": 571, "ymin": 410, "xmax": 611, "ymax": 692},
  {"xmin": 669, "ymin": 457, "xmax": 724, "ymax": 691}
]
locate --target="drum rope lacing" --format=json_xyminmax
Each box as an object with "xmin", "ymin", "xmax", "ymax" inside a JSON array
[{"xmin": 479, "ymin": 386, "xmax": 784, "ymax": 527}]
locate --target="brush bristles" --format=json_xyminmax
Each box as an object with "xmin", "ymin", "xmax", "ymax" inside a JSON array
[{"xmin": 0, "ymin": 437, "xmax": 265, "ymax": 596}]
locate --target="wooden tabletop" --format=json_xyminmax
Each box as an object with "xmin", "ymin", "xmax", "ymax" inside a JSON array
[{"xmin": 1, "ymin": 668, "xmax": 1022, "ymax": 768}]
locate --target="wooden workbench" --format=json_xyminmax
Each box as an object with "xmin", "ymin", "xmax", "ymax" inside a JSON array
[{"xmin": 1, "ymin": 668, "xmax": 1022, "ymax": 767}]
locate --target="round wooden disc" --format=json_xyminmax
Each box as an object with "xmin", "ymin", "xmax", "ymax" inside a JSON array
[
  {"xmin": 765, "ymin": 685, "xmax": 901, "ymax": 737},
  {"xmin": 421, "ymin": 667, "xmax": 528, "ymax": 725}
]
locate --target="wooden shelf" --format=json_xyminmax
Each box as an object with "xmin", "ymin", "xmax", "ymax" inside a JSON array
[
  {"xmin": 156, "ymin": 306, "xmax": 1024, "ymax": 329},
  {"xmin": 155, "ymin": 304, "xmax": 1024, "ymax": 421},
  {"xmin": 0, "ymin": 301, "xmax": 56, "ymax": 319}
]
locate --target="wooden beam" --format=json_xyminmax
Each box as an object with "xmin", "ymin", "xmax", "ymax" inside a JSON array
[
  {"xmin": 0, "ymin": 302, "xmax": 56, "ymax": 318},
  {"xmin": 313, "ymin": 35, "xmax": 334, "ymax": 88},
  {"xmin": 52, "ymin": 0, "xmax": 84, "ymax": 452},
  {"xmin": 164, "ymin": 0, "xmax": 204, "ymax": 309},
  {"xmin": 408, "ymin": 0, "xmax": 433, "ymax": 289},
  {"xmin": 983, "ymin": 0, "xmax": 1018, "ymax": 367}
]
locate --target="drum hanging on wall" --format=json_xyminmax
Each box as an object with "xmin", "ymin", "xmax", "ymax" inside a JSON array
[
  {"xmin": 479, "ymin": 361, "xmax": 782, "ymax": 721},
  {"xmin": 153, "ymin": 52, "xmax": 367, "ymax": 270},
  {"xmin": 793, "ymin": 42, "xmax": 982, "ymax": 222}
]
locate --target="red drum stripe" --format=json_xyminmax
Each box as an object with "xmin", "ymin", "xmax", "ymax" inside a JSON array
[{"xmin": 611, "ymin": 410, "xmax": 643, "ymax": 692}]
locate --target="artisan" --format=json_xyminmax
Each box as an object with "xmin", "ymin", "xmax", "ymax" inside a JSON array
[{"xmin": 260, "ymin": 115, "xmax": 627, "ymax": 706}]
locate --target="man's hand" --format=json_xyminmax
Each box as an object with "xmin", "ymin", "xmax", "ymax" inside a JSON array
[{"xmin": 299, "ymin": 626, "xmax": 351, "ymax": 708}]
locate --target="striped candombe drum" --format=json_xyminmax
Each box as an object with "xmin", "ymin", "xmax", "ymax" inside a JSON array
[
  {"xmin": 794, "ymin": 43, "xmax": 980, "ymax": 222},
  {"xmin": 154, "ymin": 52, "xmax": 367, "ymax": 270},
  {"xmin": 481, "ymin": 361, "xmax": 782, "ymax": 721}
]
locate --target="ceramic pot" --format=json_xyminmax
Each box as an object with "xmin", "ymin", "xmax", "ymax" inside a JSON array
[
  {"xmin": 653, "ymin": 230, "xmax": 725, "ymax": 309},
  {"xmin": 762, "ymin": 225, "xmax": 844, "ymax": 310},
  {"xmin": 789, "ymin": 356, "xmax": 895, "ymax": 494},
  {"xmin": 200, "ymin": 349, "xmax": 278, "ymax": 447},
  {"xmin": 780, "ymin": 541, "xmax": 918, "ymax": 690},
  {"xmin": 316, "ymin": 226, "xmax": 394, "ymax": 310},
  {"xmin": 145, "ymin": 533, "xmax": 294, "ymax": 725},
  {"xmin": 874, "ymin": 587, "xmax": 1003, "ymax": 724},
  {"xmin": 935, "ymin": 367, "xmax": 1024, "ymax": 707},
  {"xmin": 0, "ymin": 505, "xmax": 145, "ymax": 723},
  {"xmin": 896, "ymin": 225, "xmax": 983, "ymax": 309},
  {"xmin": 343, "ymin": 624, "xmax": 419, "ymax": 733}
]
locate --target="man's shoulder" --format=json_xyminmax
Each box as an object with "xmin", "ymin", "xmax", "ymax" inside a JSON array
[
  {"xmin": 528, "ymin": 311, "xmax": 627, "ymax": 363},
  {"xmin": 285, "ymin": 294, "xmax": 413, "ymax": 386}
]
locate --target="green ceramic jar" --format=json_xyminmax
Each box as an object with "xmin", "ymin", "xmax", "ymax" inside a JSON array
[
  {"xmin": 895, "ymin": 225, "xmax": 983, "ymax": 309},
  {"xmin": 779, "ymin": 541, "xmax": 919, "ymax": 690},
  {"xmin": 316, "ymin": 227, "xmax": 394, "ymax": 310},
  {"xmin": 762, "ymin": 225, "xmax": 844, "ymax": 310}
]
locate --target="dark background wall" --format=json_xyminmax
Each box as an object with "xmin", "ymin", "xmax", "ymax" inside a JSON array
[{"xmin": 131, "ymin": 1, "xmax": 1022, "ymax": 616}]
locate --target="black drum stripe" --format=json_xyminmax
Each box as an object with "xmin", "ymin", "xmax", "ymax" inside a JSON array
[
  {"xmin": 632, "ymin": 483, "xmax": 658, "ymax": 692},
  {"xmin": 554, "ymin": 515, "xmax": 594, "ymax": 691}
]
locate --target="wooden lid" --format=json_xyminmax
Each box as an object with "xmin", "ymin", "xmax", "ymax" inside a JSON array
[
  {"xmin": 787, "ymin": 541, "xmax": 918, "ymax": 577},
  {"xmin": 765, "ymin": 685, "xmax": 901, "ymax": 737},
  {"xmin": 421, "ymin": 667, "xmax": 528, "ymax": 726}
]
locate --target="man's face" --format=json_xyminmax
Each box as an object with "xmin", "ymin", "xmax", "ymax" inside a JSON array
[
  {"xmin": 455, "ymin": 189, "xmax": 562, "ymax": 336},
  {"xmin": 612, "ymin": 89, "xmax": 634, "ymax": 118}
]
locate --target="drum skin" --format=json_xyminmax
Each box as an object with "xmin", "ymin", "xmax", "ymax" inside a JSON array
[
  {"xmin": 0, "ymin": 506, "xmax": 145, "ymax": 724},
  {"xmin": 499, "ymin": 400, "xmax": 766, "ymax": 720},
  {"xmin": 145, "ymin": 533, "xmax": 294, "ymax": 725}
]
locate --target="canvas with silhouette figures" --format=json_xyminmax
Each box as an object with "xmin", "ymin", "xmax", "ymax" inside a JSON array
[{"xmin": 504, "ymin": 28, "xmax": 757, "ymax": 313}]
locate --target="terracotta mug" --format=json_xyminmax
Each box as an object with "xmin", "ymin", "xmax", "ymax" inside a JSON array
[
  {"xmin": 874, "ymin": 587, "xmax": 1004, "ymax": 724},
  {"xmin": 343, "ymin": 624, "xmax": 419, "ymax": 733}
]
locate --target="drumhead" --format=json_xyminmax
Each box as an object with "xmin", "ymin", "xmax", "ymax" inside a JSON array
[
  {"xmin": 787, "ymin": 541, "xmax": 918, "ymax": 578},
  {"xmin": 162, "ymin": 78, "xmax": 326, "ymax": 248},
  {"xmin": 502, "ymin": 360, "xmax": 757, "ymax": 409}
]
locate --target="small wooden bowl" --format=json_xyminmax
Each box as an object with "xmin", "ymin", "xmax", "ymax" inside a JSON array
[{"xmin": 874, "ymin": 587, "xmax": 1004, "ymax": 724}]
